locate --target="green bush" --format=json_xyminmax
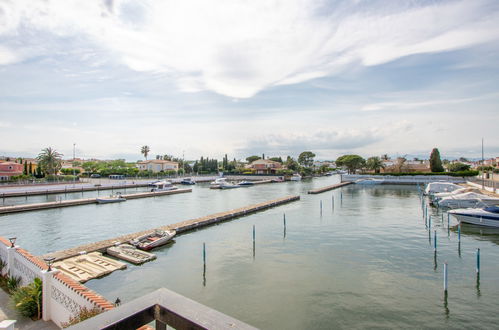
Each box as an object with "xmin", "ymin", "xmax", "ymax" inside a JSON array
[
  {"xmin": 61, "ymin": 306, "xmax": 103, "ymax": 328},
  {"xmin": 6, "ymin": 274, "xmax": 21, "ymax": 294},
  {"xmin": 10, "ymin": 278, "xmax": 42, "ymax": 319}
]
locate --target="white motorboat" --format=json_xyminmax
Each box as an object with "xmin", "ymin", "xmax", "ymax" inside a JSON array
[
  {"xmin": 437, "ymin": 192, "xmax": 499, "ymax": 209},
  {"xmin": 180, "ymin": 177, "xmax": 196, "ymax": 185},
  {"xmin": 290, "ymin": 174, "xmax": 302, "ymax": 181},
  {"xmin": 96, "ymin": 193, "xmax": 126, "ymax": 204},
  {"xmin": 449, "ymin": 206, "xmax": 499, "ymax": 227},
  {"xmin": 219, "ymin": 182, "xmax": 240, "ymax": 189},
  {"xmin": 210, "ymin": 178, "xmax": 228, "ymax": 188},
  {"xmin": 238, "ymin": 181, "xmax": 254, "ymax": 186},
  {"xmin": 432, "ymin": 187, "xmax": 481, "ymax": 203},
  {"xmin": 130, "ymin": 229, "xmax": 176, "ymax": 251},
  {"xmin": 150, "ymin": 181, "xmax": 178, "ymax": 192},
  {"xmin": 424, "ymin": 182, "xmax": 461, "ymax": 196}
]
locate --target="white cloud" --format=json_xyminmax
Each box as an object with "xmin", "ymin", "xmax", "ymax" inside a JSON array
[
  {"xmin": 0, "ymin": 45, "xmax": 19, "ymax": 65},
  {"xmin": 1, "ymin": 0, "xmax": 499, "ymax": 98}
]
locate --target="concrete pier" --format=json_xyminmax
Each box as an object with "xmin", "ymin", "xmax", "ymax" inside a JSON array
[
  {"xmin": 0, "ymin": 183, "xmax": 152, "ymax": 198},
  {"xmin": 307, "ymin": 182, "xmax": 352, "ymax": 194},
  {"xmin": 0, "ymin": 189, "xmax": 192, "ymax": 214},
  {"xmin": 41, "ymin": 195, "xmax": 300, "ymax": 261}
]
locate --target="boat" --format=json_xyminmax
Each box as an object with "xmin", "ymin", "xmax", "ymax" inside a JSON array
[
  {"xmin": 106, "ymin": 244, "xmax": 156, "ymax": 264},
  {"xmin": 150, "ymin": 181, "xmax": 178, "ymax": 192},
  {"xmin": 210, "ymin": 178, "xmax": 228, "ymax": 188},
  {"xmin": 220, "ymin": 183, "xmax": 240, "ymax": 189},
  {"xmin": 271, "ymin": 176, "xmax": 285, "ymax": 183},
  {"xmin": 424, "ymin": 182, "xmax": 461, "ymax": 196},
  {"xmin": 180, "ymin": 178, "xmax": 196, "ymax": 185},
  {"xmin": 449, "ymin": 206, "xmax": 499, "ymax": 227},
  {"xmin": 290, "ymin": 174, "xmax": 302, "ymax": 181},
  {"xmin": 130, "ymin": 229, "xmax": 176, "ymax": 251},
  {"xmin": 53, "ymin": 252, "xmax": 127, "ymax": 283},
  {"xmin": 431, "ymin": 187, "xmax": 481, "ymax": 203},
  {"xmin": 96, "ymin": 193, "xmax": 126, "ymax": 204},
  {"xmin": 437, "ymin": 192, "xmax": 499, "ymax": 209},
  {"xmin": 238, "ymin": 181, "xmax": 254, "ymax": 186}
]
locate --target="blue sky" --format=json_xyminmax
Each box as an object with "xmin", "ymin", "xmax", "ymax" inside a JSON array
[{"xmin": 0, "ymin": 0, "xmax": 498, "ymax": 161}]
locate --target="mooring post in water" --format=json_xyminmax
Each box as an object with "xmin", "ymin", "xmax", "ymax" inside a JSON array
[
  {"xmin": 476, "ymin": 248, "xmax": 480, "ymax": 274},
  {"xmin": 253, "ymin": 225, "xmax": 255, "ymax": 243},
  {"xmin": 434, "ymin": 230, "xmax": 437, "ymax": 252},
  {"xmin": 458, "ymin": 224, "xmax": 461, "ymax": 242},
  {"xmin": 203, "ymin": 242, "xmax": 206, "ymax": 265},
  {"xmin": 320, "ymin": 200, "xmax": 323, "ymax": 215},
  {"xmin": 283, "ymin": 213, "xmax": 286, "ymax": 237},
  {"xmin": 443, "ymin": 262, "xmax": 448, "ymax": 292},
  {"xmin": 441, "ymin": 213, "xmax": 444, "ymax": 222},
  {"xmin": 429, "ymin": 215, "xmax": 432, "ymax": 229}
]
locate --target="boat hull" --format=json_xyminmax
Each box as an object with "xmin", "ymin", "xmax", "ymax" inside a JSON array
[
  {"xmin": 96, "ymin": 198, "xmax": 126, "ymax": 204},
  {"xmin": 452, "ymin": 213, "xmax": 499, "ymax": 227}
]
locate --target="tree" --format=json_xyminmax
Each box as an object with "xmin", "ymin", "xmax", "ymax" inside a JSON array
[
  {"xmin": 366, "ymin": 156, "xmax": 385, "ymax": 173},
  {"xmin": 36, "ymin": 147, "xmax": 63, "ymax": 176},
  {"xmin": 269, "ymin": 157, "xmax": 283, "ymax": 163},
  {"xmin": 141, "ymin": 146, "xmax": 150, "ymax": 160},
  {"xmin": 335, "ymin": 155, "xmax": 365, "ymax": 174},
  {"xmin": 285, "ymin": 156, "xmax": 300, "ymax": 171},
  {"xmin": 429, "ymin": 148, "xmax": 444, "ymax": 172},
  {"xmin": 246, "ymin": 155, "xmax": 261, "ymax": 163},
  {"xmin": 298, "ymin": 151, "xmax": 316, "ymax": 167},
  {"xmin": 447, "ymin": 162, "xmax": 471, "ymax": 172},
  {"xmin": 381, "ymin": 154, "xmax": 389, "ymax": 161}
]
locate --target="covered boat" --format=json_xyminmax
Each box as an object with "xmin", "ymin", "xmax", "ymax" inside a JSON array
[
  {"xmin": 290, "ymin": 174, "xmax": 302, "ymax": 181},
  {"xmin": 449, "ymin": 206, "xmax": 499, "ymax": 227},
  {"xmin": 180, "ymin": 177, "xmax": 196, "ymax": 185},
  {"xmin": 431, "ymin": 187, "xmax": 481, "ymax": 203},
  {"xmin": 437, "ymin": 192, "xmax": 499, "ymax": 209},
  {"xmin": 130, "ymin": 229, "xmax": 176, "ymax": 251},
  {"xmin": 424, "ymin": 182, "xmax": 461, "ymax": 196},
  {"xmin": 210, "ymin": 178, "xmax": 228, "ymax": 189},
  {"xmin": 106, "ymin": 244, "xmax": 156, "ymax": 264}
]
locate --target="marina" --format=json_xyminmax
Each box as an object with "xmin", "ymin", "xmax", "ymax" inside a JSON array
[{"xmin": 2, "ymin": 176, "xmax": 499, "ymax": 329}]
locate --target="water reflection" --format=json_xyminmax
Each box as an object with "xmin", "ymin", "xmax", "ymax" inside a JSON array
[{"xmin": 450, "ymin": 224, "xmax": 499, "ymax": 247}]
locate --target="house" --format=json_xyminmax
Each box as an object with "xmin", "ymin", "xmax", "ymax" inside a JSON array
[
  {"xmin": 137, "ymin": 160, "xmax": 179, "ymax": 173},
  {"xmin": 246, "ymin": 159, "xmax": 282, "ymax": 174},
  {"xmin": 381, "ymin": 159, "xmax": 431, "ymax": 173},
  {"xmin": 0, "ymin": 161, "xmax": 24, "ymax": 180}
]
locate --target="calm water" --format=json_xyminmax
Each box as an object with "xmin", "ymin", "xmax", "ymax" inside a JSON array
[{"xmin": 1, "ymin": 176, "xmax": 499, "ymax": 329}]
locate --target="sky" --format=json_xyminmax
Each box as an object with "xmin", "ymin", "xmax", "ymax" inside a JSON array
[{"xmin": 0, "ymin": 0, "xmax": 498, "ymax": 161}]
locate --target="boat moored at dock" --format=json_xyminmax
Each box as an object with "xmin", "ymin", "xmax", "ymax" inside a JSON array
[
  {"xmin": 130, "ymin": 229, "xmax": 176, "ymax": 251},
  {"xmin": 238, "ymin": 181, "xmax": 254, "ymax": 186},
  {"xmin": 150, "ymin": 181, "xmax": 178, "ymax": 192},
  {"xmin": 449, "ymin": 206, "xmax": 499, "ymax": 227},
  {"xmin": 180, "ymin": 178, "xmax": 196, "ymax": 185},
  {"xmin": 96, "ymin": 193, "xmax": 126, "ymax": 204},
  {"xmin": 437, "ymin": 192, "xmax": 499, "ymax": 209},
  {"xmin": 290, "ymin": 174, "xmax": 302, "ymax": 181}
]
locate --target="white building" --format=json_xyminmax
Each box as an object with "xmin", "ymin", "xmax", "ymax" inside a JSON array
[{"xmin": 137, "ymin": 160, "xmax": 179, "ymax": 173}]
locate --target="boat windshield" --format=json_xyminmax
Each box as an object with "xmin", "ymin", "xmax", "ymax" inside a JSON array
[{"xmin": 484, "ymin": 206, "xmax": 499, "ymax": 214}]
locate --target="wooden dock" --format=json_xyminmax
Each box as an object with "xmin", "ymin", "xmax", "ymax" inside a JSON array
[
  {"xmin": 41, "ymin": 195, "xmax": 300, "ymax": 261},
  {"xmin": 0, "ymin": 183, "xmax": 152, "ymax": 198},
  {"xmin": 0, "ymin": 189, "xmax": 192, "ymax": 214},
  {"xmin": 307, "ymin": 182, "xmax": 352, "ymax": 194}
]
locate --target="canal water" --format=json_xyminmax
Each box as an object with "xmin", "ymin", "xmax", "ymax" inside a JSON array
[{"xmin": 1, "ymin": 176, "xmax": 499, "ymax": 329}]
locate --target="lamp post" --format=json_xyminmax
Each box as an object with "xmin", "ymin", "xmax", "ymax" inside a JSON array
[
  {"xmin": 73, "ymin": 143, "xmax": 76, "ymax": 188},
  {"xmin": 8, "ymin": 237, "xmax": 16, "ymax": 248},
  {"xmin": 44, "ymin": 256, "xmax": 55, "ymax": 272}
]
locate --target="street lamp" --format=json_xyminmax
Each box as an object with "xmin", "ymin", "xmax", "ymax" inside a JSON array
[
  {"xmin": 8, "ymin": 237, "xmax": 16, "ymax": 248},
  {"xmin": 73, "ymin": 143, "xmax": 76, "ymax": 188},
  {"xmin": 44, "ymin": 256, "xmax": 56, "ymax": 271}
]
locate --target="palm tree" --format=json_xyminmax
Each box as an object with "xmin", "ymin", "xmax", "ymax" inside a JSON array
[
  {"xmin": 141, "ymin": 145, "xmax": 150, "ymax": 160},
  {"xmin": 37, "ymin": 147, "xmax": 63, "ymax": 176},
  {"xmin": 366, "ymin": 156, "xmax": 385, "ymax": 173}
]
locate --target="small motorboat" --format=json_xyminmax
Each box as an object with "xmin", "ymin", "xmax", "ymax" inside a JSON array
[
  {"xmin": 150, "ymin": 181, "xmax": 178, "ymax": 192},
  {"xmin": 180, "ymin": 178, "xmax": 196, "ymax": 185},
  {"xmin": 424, "ymin": 182, "xmax": 461, "ymax": 196},
  {"xmin": 449, "ymin": 206, "xmax": 499, "ymax": 227},
  {"xmin": 437, "ymin": 192, "xmax": 499, "ymax": 209},
  {"xmin": 210, "ymin": 178, "xmax": 228, "ymax": 189},
  {"xmin": 130, "ymin": 229, "xmax": 176, "ymax": 251},
  {"xmin": 96, "ymin": 193, "xmax": 126, "ymax": 204},
  {"xmin": 238, "ymin": 181, "xmax": 254, "ymax": 186},
  {"xmin": 290, "ymin": 174, "xmax": 302, "ymax": 181},
  {"xmin": 106, "ymin": 244, "xmax": 156, "ymax": 264},
  {"xmin": 431, "ymin": 187, "xmax": 481, "ymax": 203},
  {"xmin": 271, "ymin": 176, "xmax": 284, "ymax": 183},
  {"xmin": 356, "ymin": 178, "xmax": 384, "ymax": 185},
  {"xmin": 220, "ymin": 182, "xmax": 240, "ymax": 189}
]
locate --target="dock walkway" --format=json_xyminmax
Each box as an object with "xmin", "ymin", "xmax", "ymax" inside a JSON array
[
  {"xmin": 0, "ymin": 189, "xmax": 192, "ymax": 214},
  {"xmin": 307, "ymin": 182, "xmax": 352, "ymax": 194},
  {"xmin": 41, "ymin": 195, "xmax": 300, "ymax": 261}
]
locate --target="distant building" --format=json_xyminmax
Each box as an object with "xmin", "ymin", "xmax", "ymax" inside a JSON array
[
  {"xmin": 137, "ymin": 160, "xmax": 179, "ymax": 173},
  {"xmin": 246, "ymin": 159, "xmax": 282, "ymax": 174},
  {"xmin": 0, "ymin": 161, "xmax": 23, "ymax": 180},
  {"xmin": 381, "ymin": 159, "xmax": 431, "ymax": 173}
]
